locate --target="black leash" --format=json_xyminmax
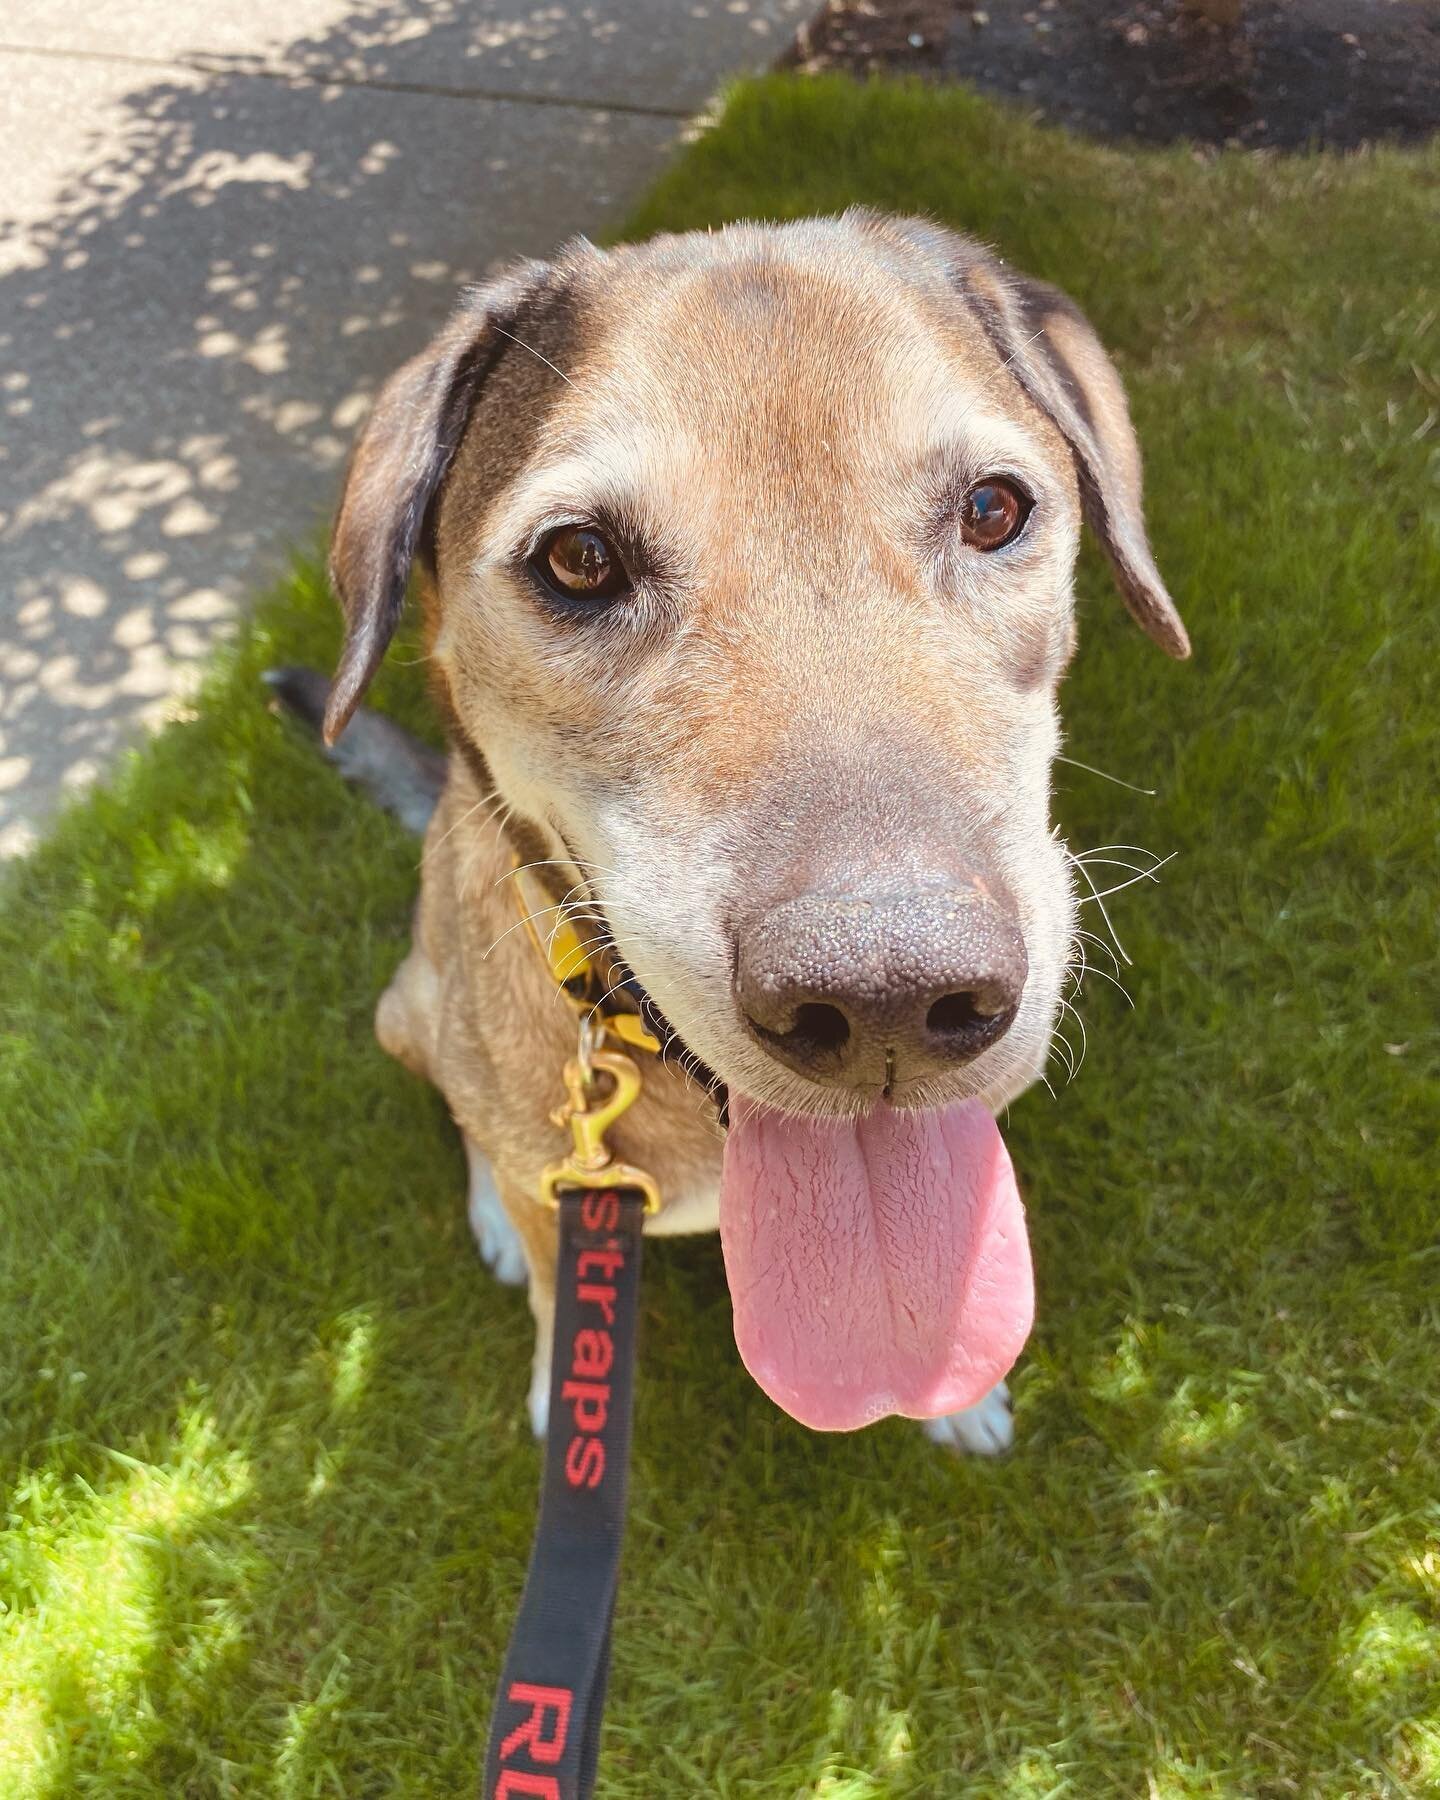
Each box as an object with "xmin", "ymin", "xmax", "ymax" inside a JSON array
[{"xmin": 482, "ymin": 1188, "xmax": 646, "ymax": 1800}]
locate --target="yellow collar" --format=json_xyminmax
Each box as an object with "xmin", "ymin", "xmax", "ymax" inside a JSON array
[{"xmin": 509, "ymin": 859, "xmax": 661, "ymax": 1056}]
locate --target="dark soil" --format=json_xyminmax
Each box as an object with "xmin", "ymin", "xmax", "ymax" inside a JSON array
[{"xmin": 782, "ymin": 0, "xmax": 1440, "ymax": 150}]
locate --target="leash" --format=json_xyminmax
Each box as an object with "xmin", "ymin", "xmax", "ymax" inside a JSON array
[
  {"xmin": 482, "ymin": 1186, "xmax": 647, "ymax": 1800},
  {"xmin": 483, "ymin": 865, "xmax": 663, "ymax": 1799}
]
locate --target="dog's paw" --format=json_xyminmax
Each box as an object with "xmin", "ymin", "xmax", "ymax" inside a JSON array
[
  {"xmin": 465, "ymin": 1147, "xmax": 528, "ymax": 1287},
  {"xmin": 921, "ymin": 1381, "xmax": 1014, "ymax": 1456}
]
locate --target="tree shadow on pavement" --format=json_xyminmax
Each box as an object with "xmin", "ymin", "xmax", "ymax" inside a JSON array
[{"xmin": 0, "ymin": 0, "xmax": 806, "ymax": 852}]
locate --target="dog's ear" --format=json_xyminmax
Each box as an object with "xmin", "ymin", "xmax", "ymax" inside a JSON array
[
  {"xmin": 965, "ymin": 262, "xmax": 1189, "ymax": 658},
  {"xmin": 324, "ymin": 263, "xmax": 548, "ymax": 743},
  {"xmin": 874, "ymin": 210, "xmax": 1188, "ymax": 658}
]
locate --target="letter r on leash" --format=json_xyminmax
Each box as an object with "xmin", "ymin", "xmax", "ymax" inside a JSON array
[{"xmin": 499, "ymin": 1682, "xmax": 572, "ymax": 1765}]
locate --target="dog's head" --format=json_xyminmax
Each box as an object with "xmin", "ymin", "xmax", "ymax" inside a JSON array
[{"xmin": 326, "ymin": 212, "xmax": 1187, "ymax": 1429}]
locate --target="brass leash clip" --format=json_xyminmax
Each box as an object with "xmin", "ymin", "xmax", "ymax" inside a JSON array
[{"xmin": 539, "ymin": 1045, "xmax": 662, "ymax": 1215}]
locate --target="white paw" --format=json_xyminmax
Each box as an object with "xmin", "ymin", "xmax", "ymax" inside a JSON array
[
  {"xmin": 921, "ymin": 1380, "xmax": 1014, "ymax": 1456},
  {"xmin": 528, "ymin": 1358, "xmax": 551, "ymax": 1440},
  {"xmin": 465, "ymin": 1144, "xmax": 528, "ymax": 1286}
]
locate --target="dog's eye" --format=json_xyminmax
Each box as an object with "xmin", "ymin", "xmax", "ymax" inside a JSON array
[
  {"xmin": 960, "ymin": 479, "xmax": 1031, "ymax": 552},
  {"xmin": 531, "ymin": 525, "xmax": 631, "ymax": 603}
]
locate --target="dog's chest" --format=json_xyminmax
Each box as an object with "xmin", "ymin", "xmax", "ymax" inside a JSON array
[{"xmin": 644, "ymin": 1176, "xmax": 721, "ymax": 1237}]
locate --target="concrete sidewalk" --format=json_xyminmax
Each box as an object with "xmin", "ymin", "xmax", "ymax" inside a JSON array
[{"xmin": 0, "ymin": 0, "xmax": 807, "ymax": 855}]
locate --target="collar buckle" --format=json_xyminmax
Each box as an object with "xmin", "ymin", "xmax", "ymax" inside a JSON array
[
  {"xmin": 539, "ymin": 1048, "xmax": 661, "ymax": 1215},
  {"xmin": 510, "ymin": 856, "xmax": 664, "ymax": 1213}
]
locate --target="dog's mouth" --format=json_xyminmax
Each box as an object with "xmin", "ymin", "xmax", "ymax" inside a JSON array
[
  {"xmin": 612, "ymin": 943, "xmax": 1035, "ymax": 1433},
  {"xmin": 616, "ymin": 964, "xmax": 729, "ymax": 1123}
]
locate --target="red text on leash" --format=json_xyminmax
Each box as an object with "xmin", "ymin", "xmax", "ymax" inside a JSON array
[
  {"xmin": 495, "ymin": 1682, "xmax": 572, "ymax": 1797},
  {"xmin": 563, "ymin": 1191, "xmax": 624, "ymax": 1488}
]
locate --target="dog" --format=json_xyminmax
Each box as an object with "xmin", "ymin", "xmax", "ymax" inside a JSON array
[{"xmin": 277, "ymin": 209, "xmax": 1187, "ymax": 1457}]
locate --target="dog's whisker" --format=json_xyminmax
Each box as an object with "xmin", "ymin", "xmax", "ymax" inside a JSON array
[
  {"xmin": 1047, "ymin": 1027, "xmax": 1076, "ymax": 1084},
  {"xmin": 496, "ymin": 856, "xmax": 621, "ymax": 888},
  {"xmin": 1068, "ymin": 845, "xmax": 1168, "ymax": 867},
  {"xmin": 657, "ymin": 1035, "xmax": 700, "ymax": 1099},
  {"xmin": 1054, "ymin": 753, "xmax": 1157, "ymax": 796},
  {"xmin": 1067, "ymin": 857, "xmax": 1167, "ymax": 885},
  {"xmin": 1077, "ymin": 853, "xmax": 1177, "ymax": 905},
  {"xmin": 1070, "ymin": 855, "xmax": 1167, "ymax": 881},
  {"xmin": 461, "ymin": 791, "xmax": 514, "ymax": 860},
  {"xmin": 1072, "ymin": 842, "xmax": 1167, "ymax": 858},
  {"xmin": 541, "ymin": 921, "xmax": 608, "ymax": 975},
  {"xmin": 1055, "ymin": 993, "xmax": 1089, "ymax": 1076},
  {"xmin": 480, "ymin": 900, "xmax": 591, "ymax": 962},
  {"xmin": 559, "ymin": 930, "xmax": 674, "ymax": 965},
  {"xmin": 582, "ymin": 971, "xmax": 647, "ymax": 1038},
  {"xmin": 1065, "ymin": 854, "xmax": 1133, "ymax": 964},
  {"xmin": 540, "ymin": 883, "xmax": 598, "ymax": 959},
  {"xmin": 420, "ymin": 790, "xmax": 501, "ymax": 869},
  {"xmin": 1070, "ymin": 927, "xmax": 1121, "ymax": 996},
  {"xmin": 1074, "ymin": 926, "xmax": 1124, "ymax": 974},
  {"xmin": 950, "ymin": 326, "xmax": 1048, "ymax": 434},
  {"xmin": 1075, "ymin": 961, "xmax": 1136, "ymax": 1007},
  {"xmin": 1073, "ymin": 944, "xmax": 1123, "ymax": 992},
  {"xmin": 458, "ymin": 796, "xmax": 516, "ymax": 906},
  {"xmin": 1066, "ymin": 934, "xmax": 1089, "ymax": 997},
  {"xmin": 1068, "ymin": 852, "xmax": 1168, "ymax": 876},
  {"xmin": 479, "ymin": 798, "xmax": 519, "ymax": 870},
  {"xmin": 491, "ymin": 323, "xmax": 575, "ymax": 388}
]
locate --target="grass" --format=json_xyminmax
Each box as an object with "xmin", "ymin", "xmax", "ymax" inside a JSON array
[{"xmin": 2, "ymin": 73, "xmax": 1438, "ymax": 1798}]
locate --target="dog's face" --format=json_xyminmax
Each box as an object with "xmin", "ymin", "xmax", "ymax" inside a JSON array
[
  {"xmin": 326, "ymin": 213, "xmax": 1188, "ymax": 1430},
  {"xmin": 329, "ymin": 214, "xmax": 1195, "ymax": 1123},
  {"xmin": 326, "ymin": 213, "xmax": 1186, "ymax": 1126}
]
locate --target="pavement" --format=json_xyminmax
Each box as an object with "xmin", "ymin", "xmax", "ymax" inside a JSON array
[{"xmin": 0, "ymin": 0, "xmax": 809, "ymax": 856}]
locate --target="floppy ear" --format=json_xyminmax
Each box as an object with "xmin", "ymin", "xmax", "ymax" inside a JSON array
[
  {"xmin": 964, "ymin": 263, "xmax": 1190, "ymax": 658},
  {"xmin": 323, "ymin": 261, "xmax": 548, "ymax": 743},
  {"xmin": 871, "ymin": 212, "xmax": 1184, "ymax": 652}
]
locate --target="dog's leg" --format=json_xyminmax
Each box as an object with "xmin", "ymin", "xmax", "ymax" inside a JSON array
[
  {"xmin": 920, "ymin": 1380, "xmax": 1014, "ymax": 1457},
  {"xmin": 459, "ymin": 1140, "xmax": 558, "ymax": 1435},
  {"xmin": 465, "ymin": 1148, "xmax": 557, "ymax": 1434},
  {"xmin": 524, "ymin": 1291, "xmax": 556, "ymax": 1440},
  {"xmin": 464, "ymin": 1138, "xmax": 528, "ymax": 1287},
  {"xmin": 479, "ymin": 1172, "xmax": 561, "ymax": 1440}
]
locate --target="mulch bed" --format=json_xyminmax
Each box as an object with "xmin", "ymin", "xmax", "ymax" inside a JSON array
[{"xmin": 781, "ymin": 0, "xmax": 1440, "ymax": 150}]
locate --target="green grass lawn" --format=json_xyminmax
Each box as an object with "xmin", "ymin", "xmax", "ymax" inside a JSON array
[{"xmin": 3, "ymin": 75, "xmax": 1438, "ymax": 1798}]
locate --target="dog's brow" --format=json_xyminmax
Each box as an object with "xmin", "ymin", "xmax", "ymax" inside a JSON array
[
  {"xmin": 948, "ymin": 326, "xmax": 1047, "ymax": 434},
  {"xmin": 482, "ymin": 429, "xmax": 676, "ymax": 555}
]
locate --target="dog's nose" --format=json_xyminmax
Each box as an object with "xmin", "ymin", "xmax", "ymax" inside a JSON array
[{"xmin": 735, "ymin": 886, "xmax": 1027, "ymax": 1085}]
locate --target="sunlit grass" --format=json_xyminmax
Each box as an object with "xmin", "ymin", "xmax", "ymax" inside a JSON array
[
  {"xmin": 0, "ymin": 1413, "xmax": 251, "ymax": 1796},
  {"xmin": 2, "ymin": 75, "xmax": 1437, "ymax": 1796}
]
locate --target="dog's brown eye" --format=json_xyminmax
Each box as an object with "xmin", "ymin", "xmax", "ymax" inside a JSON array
[
  {"xmin": 532, "ymin": 525, "xmax": 630, "ymax": 602},
  {"xmin": 960, "ymin": 478, "xmax": 1031, "ymax": 551}
]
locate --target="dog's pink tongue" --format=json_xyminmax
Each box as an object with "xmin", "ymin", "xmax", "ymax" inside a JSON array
[{"xmin": 719, "ymin": 1097, "xmax": 1033, "ymax": 1431}]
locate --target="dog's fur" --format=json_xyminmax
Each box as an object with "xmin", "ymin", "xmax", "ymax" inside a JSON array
[{"xmin": 316, "ymin": 211, "xmax": 1187, "ymax": 1452}]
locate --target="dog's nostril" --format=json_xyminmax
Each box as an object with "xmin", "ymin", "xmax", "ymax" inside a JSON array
[
  {"xmin": 789, "ymin": 1002, "xmax": 851, "ymax": 1056},
  {"xmin": 751, "ymin": 1000, "xmax": 851, "ymax": 1060},
  {"xmin": 748, "ymin": 1000, "xmax": 851, "ymax": 1068},
  {"xmin": 926, "ymin": 988, "xmax": 1009, "ymax": 1037}
]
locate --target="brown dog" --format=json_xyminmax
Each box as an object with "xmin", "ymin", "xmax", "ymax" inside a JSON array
[{"xmin": 309, "ymin": 210, "xmax": 1187, "ymax": 1455}]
